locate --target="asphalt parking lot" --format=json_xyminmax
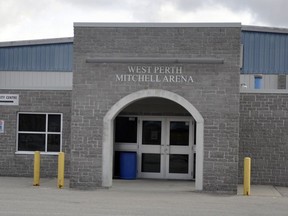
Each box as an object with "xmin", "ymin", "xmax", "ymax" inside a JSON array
[{"xmin": 0, "ymin": 177, "xmax": 288, "ymax": 216}]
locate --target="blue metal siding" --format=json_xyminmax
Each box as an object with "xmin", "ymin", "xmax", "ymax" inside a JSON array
[
  {"xmin": 241, "ymin": 31, "xmax": 288, "ymax": 74},
  {"xmin": 0, "ymin": 43, "xmax": 73, "ymax": 71}
]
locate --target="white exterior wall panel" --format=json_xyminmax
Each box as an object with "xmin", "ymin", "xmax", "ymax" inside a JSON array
[
  {"xmin": 240, "ymin": 74, "xmax": 278, "ymax": 90},
  {"xmin": 0, "ymin": 71, "xmax": 72, "ymax": 90}
]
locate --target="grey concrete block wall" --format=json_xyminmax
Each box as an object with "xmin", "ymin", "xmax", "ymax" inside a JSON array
[
  {"xmin": 239, "ymin": 93, "xmax": 288, "ymax": 186},
  {"xmin": 72, "ymin": 24, "xmax": 241, "ymax": 193},
  {"xmin": 0, "ymin": 90, "xmax": 71, "ymax": 177}
]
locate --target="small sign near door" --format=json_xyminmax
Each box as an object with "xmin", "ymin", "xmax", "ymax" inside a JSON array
[{"xmin": 0, "ymin": 94, "xmax": 19, "ymax": 106}]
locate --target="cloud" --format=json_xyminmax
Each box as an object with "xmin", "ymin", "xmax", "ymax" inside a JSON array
[
  {"xmin": 171, "ymin": 0, "xmax": 288, "ymax": 27},
  {"xmin": 0, "ymin": 0, "xmax": 288, "ymax": 41}
]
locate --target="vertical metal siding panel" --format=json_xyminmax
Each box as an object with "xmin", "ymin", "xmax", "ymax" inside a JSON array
[
  {"xmin": 50, "ymin": 45, "xmax": 54, "ymax": 71},
  {"xmin": 0, "ymin": 42, "xmax": 73, "ymax": 71},
  {"xmin": 58, "ymin": 45, "xmax": 63, "ymax": 71},
  {"xmin": 280, "ymin": 35, "xmax": 285, "ymax": 73},
  {"xmin": 41, "ymin": 46, "xmax": 45, "ymax": 70},
  {"xmin": 37, "ymin": 46, "xmax": 41, "ymax": 70},
  {"xmin": 285, "ymin": 37, "xmax": 288, "ymax": 72},
  {"xmin": 12, "ymin": 48, "xmax": 17, "ymax": 70},
  {"xmin": 27, "ymin": 46, "xmax": 32, "ymax": 71},
  {"xmin": 0, "ymin": 49, "xmax": 3, "ymax": 70},
  {"xmin": 4, "ymin": 49, "xmax": 8, "ymax": 70},
  {"xmin": 240, "ymin": 31, "xmax": 288, "ymax": 74},
  {"xmin": 63, "ymin": 44, "xmax": 69, "ymax": 71},
  {"xmin": 47, "ymin": 45, "xmax": 52, "ymax": 71},
  {"xmin": 0, "ymin": 50, "xmax": 2, "ymax": 70},
  {"xmin": 55, "ymin": 45, "xmax": 60, "ymax": 71},
  {"xmin": 18, "ymin": 47, "xmax": 22, "ymax": 70},
  {"xmin": 254, "ymin": 33, "xmax": 259, "ymax": 72},
  {"xmin": 269, "ymin": 35, "xmax": 275, "ymax": 73},
  {"xmin": 60, "ymin": 45, "xmax": 65, "ymax": 71},
  {"xmin": 264, "ymin": 34, "xmax": 270, "ymax": 73},
  {"xmin": 34, "ymin": 46, "xmax": 41, "ymax": 71},
  {"xmin": 275, "ymin": 35, "xmax": 280, "ymax": 73},
  {"xmin": 22, "ymin": 47, "xmax": 28, "ymax": 70},
  {"xmin": 279, "ymin": 36, "xmax": 285, "ymax": 73},
  {"xmin": 5, "ymin": 49, "xmax": 9, "ymax": 70},
  {"xmin": 242, "ymin": 32, "xmax": 249, "ymax": 73},
  {"xmin": 44, "ymin": 45, "xmax": 48, "ymax": 70},
  {"xmin": 69, "ymin": 44, "xmax": 73, "ymax": 71},
  {"xmin": 249, "ymin": 33, "xmax": 256, "ymax": 73},
  {"xmin": 258, "ymin": 33, "xmax": 263, "ymax": 72},
  {"xmin": 39, "ymin": 46, "xmax": 43, "ymax": 70},
  {"xmin": 7, "ymin": 49, "xmax": 12, "ymax": 70}
]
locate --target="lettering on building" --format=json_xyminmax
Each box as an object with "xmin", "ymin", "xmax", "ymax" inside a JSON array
[{"xmin": 116, "ymin": 66, "xmax": 194, "ymax": 83}]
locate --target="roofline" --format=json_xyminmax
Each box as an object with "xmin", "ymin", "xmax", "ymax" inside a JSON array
[
  {"xmin": 0, "ymin": 37, "xmax": 73, "ymax": 47},
  {"xmin": 242, "ymin": 25, "xmax": 288, "ymax": 34},
  {"xmin": 74, "ymin": 22, "xmax": 242, "ymax": 28}
]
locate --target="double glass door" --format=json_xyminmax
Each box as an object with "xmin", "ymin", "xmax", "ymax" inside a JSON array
[{"xmin": 138, "ymin": 117, "xmax": 194, "ymax": 179}]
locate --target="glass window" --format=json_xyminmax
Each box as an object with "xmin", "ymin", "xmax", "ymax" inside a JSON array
[
  {"xmin": 18, "ymin": 134, "xmax": 45, "ymax": 151},
  {"xmin": 169, "ymin": 121, "xmax": 189, "ymax": 146},
  {"xmin": 141, "ymin": 153, "xmax": 161, "ymax": 173},
  {"xmin": 142, "ymin": 121, "xmax": 161, "ymax": 145},
  {"xmin": 19, "ymin": 114, "xmax": 46, "ymax": 132},
  {"xmin": 169, "ymin": 154, "xmax": 189, "ymax": 174},
  {"xmin": 115, "ymin": 117, "xmax": 137, "ymax": 143},
  {"xmin": 48, "ymin": 114, "xmax": 61, "ymax": 132},
  {"xmin": 17, "ymin": 113, "xmax": 62, "ymax": 153}
]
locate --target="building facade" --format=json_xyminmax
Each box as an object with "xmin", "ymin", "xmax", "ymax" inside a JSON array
[{"xmin": 0, "ymin": 23, "xmax": 288, "ymax": 194}]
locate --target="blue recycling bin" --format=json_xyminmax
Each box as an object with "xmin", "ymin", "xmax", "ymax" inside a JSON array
[{"xmin": 119, "ymin": 152, "xmax": 137, "ymax": 180}]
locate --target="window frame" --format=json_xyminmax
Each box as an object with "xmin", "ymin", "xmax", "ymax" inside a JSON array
[{"xmin": 16, "ymin": 112, "xmax": 63, "ymax": 155}]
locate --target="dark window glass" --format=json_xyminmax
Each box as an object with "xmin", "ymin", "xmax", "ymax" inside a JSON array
[
  {"xmin": 194, "ymin": 121, "xmax": 196, "ymax": 145},
  {"xmin": 47, "ymin": 134, "xmax": 61, "ymax": 152},
  {"xmin": 48, "ymin": 115, "xmax": 61, "ymax": 132},
  {"xmin": 115, "ymin": 117, "xmax": 137, "ymax": 143},
  {"xmin": 18, "ymin": 134, "xmax": 45, "ymax": 151},
  {"xmin": 142, "ymin": 121, "xmax": 161, "ymax": 145},
  {"xmin": 141, "ymin": 153, "xmax": 161, "ymax": 173},
  {"xmin": 169, "ymin": 154, "xmax": 189, "ymax": 174},
  {"xmin": 169, "ymin": 121, "xmax": 189, "ymax": 146},
  {"xmin": 113, "ymin": 151, "xmax": 121, "ymax": 178},
  {"xmin": 19, "ymin": 114, "xmax": 46, "ymax": 132}
]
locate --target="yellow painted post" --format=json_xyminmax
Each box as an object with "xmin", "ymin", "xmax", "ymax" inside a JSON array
[
  {"xmin": 243, "ymin": 157, "xmax": 251, "ymax": 196},
  {"xmin": 58, "ymin": 152, "xmax": 65, "ymax": 189},
  {"xmin": 33, "ymin": 151, "xmax": 40, "ymax": 186}
]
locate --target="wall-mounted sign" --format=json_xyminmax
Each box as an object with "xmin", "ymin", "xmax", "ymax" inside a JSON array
[
  {"xmin": 0, "ymin": 120, "xmax": 4, "ymax": 133},
  {"xmin": 116, "ymin": 66, "xmax": 194, "ymax": 83},
  {"xmin": 0, "ymin": 94, "xmax": 19, "ymax": 106}
]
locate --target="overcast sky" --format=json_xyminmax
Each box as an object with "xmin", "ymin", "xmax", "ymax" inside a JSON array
[{"xmin": 1, "ymin": 0, "xmax": 287, "ymax": 42}]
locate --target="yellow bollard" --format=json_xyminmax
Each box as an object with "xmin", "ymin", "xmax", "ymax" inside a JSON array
[
  {"xmin": 57, "ymin": 152, "xmax": 65, "ymax": 189},
  {"xmin": 243, "ymin": 157, "xmax": 251, "ymax": 196},
  {"xmin": 33, "ymin": 151, "xmax": 40, "ymax": 186}
]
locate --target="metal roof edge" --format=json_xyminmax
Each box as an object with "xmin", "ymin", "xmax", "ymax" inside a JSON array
[
  {"xmin": 242, "ymin": 25, "xmax": 288, "ymax": 34},
  {"xmin": 74, "ymin": 22, "xmax": 242, "ymax": 28},
  {"xmin": 0, "ymin": 37, "xmax": 74, "ymax": 47}
]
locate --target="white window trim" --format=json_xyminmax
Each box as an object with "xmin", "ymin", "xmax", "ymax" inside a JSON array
[{"xmin": 16, "ymin": 112, "xmax": 63, "ymax": 155}]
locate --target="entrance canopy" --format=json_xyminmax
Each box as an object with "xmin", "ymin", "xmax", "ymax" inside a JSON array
[{"xmin": 102, "ymin": 89, "xmax": 204, "ymax": 190}]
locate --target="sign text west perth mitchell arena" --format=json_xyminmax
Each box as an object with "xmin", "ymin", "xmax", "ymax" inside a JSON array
[{"xmin": 116, "ymin": 66, "xmax": 194, "ymax": 83}]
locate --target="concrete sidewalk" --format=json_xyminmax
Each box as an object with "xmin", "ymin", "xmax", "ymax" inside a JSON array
[{"xmin": 0, "ymin": 177, "xmax": 288, "ymax": 216}]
